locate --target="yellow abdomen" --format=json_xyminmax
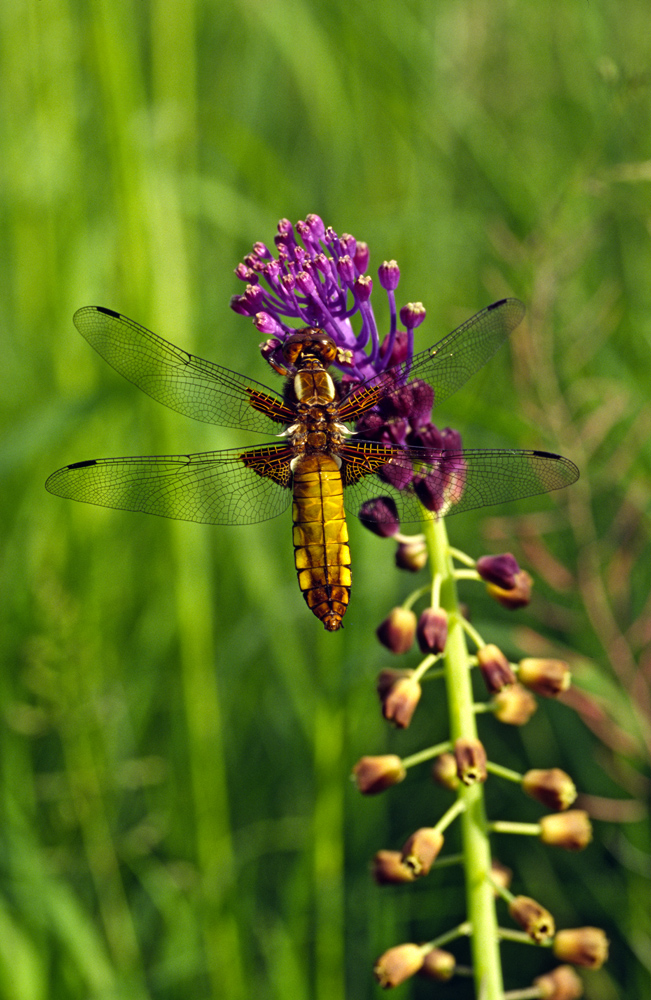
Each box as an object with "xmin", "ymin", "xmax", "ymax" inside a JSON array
[{"xmin": 292, "ymin": 453, "xmax": 351, "ymax": 631}]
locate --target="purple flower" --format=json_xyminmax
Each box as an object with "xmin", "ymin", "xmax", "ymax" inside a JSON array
[
  {"xmin": 232, "ymin": 216, "xmax": 466, "ymax": 520},
  {"xmin": 231, "ymin": 215, "xmax": 417, "ymax": 382},
  {"xmin": 359, "ymin": 497, "xmax": 401, "ymax": 537}
]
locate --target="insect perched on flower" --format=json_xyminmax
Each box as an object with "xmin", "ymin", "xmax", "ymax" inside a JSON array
[{"xmin": 46, "ymin": 215, "xmax": 578, "ymax": 630}]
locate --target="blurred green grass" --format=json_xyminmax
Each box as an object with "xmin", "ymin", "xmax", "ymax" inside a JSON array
[{"xmin": 1, "ymin": 1, "xmax": 650, "ymax": 997}]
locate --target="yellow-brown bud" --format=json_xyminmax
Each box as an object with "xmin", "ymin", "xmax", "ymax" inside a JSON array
[
  {"xmin": 486, "ymin": 569, "xmax": 533, "ymax": 608},
  {"xmin": 454, "ymin": 737, "xmax": 487, "ymax": 785},
  {"xmin": 509, "ymin": 894, "xmax": 556, "ymax": 943},
  {"xmin": 540, "ymin": 810, "xmax": 593, "ymax": 851},
  {"xmin": 431, "ymin": 752, "xmax": 460, "ymax": 791},
  {"xmin": 533, "ymin": 965, "xmax": 583, "ymax": 1000},
  {"xmin": 490, "ymin": 858, "xmax": 513, "ymax": 893},
  {"xmin": 373, "ymin": 943, "xmax": 424, "ymax": 988},
  {"xmin": 477, "ymin": 643, "xmax": 516, "ymax": 693},
  {"xmin": 400, "ymin": 827, "xmax": 444, "ymax": 877},
  {"xmin": 376, "ymin": 607, "xmax": 417, "ymax": 654},
  {"xmin": 377, "ymin": 669, "xmax": 421, "ymax": 728},
  {"xmin": 352, "ymin": 755, "xmax": 406, "ymax": 795},
  {"xmin": 518, "ymin": 658, "xmax": 571, "ymax": 697},
  {"xmin": 493, "ymin": 683, "xmax": 538, "ymax": 725},
  {"xmin": 372, "ymin": 850, "xmax": 416, "ymax": 885},
  {"xmin": 395, "ymin": 538, "xmax": 428, "ymax": 572},
  {"xmin": 553, "ymin": 927, "xmax": 609, "ymax": 969},
  {"xmin": 522, "ymin": 768, "xmax": 577, "ymax": 811},
  {"xmin": 419, "ymin": 947, "xmax": 456, "ymax": 981}
]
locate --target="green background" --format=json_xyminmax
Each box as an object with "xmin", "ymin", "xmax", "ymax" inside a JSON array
[{"xmin": 1, "ymin": 2, "xmax": 649, "ymax": 997}]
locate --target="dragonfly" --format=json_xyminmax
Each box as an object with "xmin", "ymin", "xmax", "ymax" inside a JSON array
[{"xmin": 46, "ymin": 300, "xmax": 578, "ymax": 630}]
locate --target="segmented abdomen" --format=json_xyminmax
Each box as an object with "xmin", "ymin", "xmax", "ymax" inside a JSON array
[{"xmin": 292, "ymin": 453, "xmax": 351, "ymax": 631}]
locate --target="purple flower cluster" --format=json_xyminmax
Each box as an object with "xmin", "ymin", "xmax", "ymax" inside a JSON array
[
  {"xmin": 232, "ymin": 215, "xmax": 465, "ymax": 520},
  {"xmin": 231, "ymin": 214, "xmax": 425, "ymax": 382},
  {"xmin": 354, "ymin": 373, "xmax": 464, "ymax": 511}
]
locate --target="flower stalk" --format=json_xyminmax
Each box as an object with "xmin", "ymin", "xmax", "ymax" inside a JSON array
[
  {"xmin": 423, "ymin": 510, "xmax": 505, "ymax": 999},
  {"xmin": 236, "ymin": 216, "xmax": 602, "ymax": 995}
]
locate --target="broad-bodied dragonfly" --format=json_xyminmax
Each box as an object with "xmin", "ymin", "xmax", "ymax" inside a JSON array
[{"xmin": 46, "ymin": 300, "xmax": 578, "ymax": 630}]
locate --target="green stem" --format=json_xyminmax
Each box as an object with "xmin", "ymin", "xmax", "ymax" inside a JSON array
[
  {"xmin": 433, "ymin": 797, "xmax": 467, "ymax": 836},
  {"xmin": 459, "ymin": 617, "xmax": 486, "ymax": 651},
  {"xmin": 448, "ymin": 547, "xmax": 476, "ymax": 567},
  {"xmin": 490, "ymin": 820, "xmax": 541, "ymax": 837},
  {"xmin": 486, "ymin": 761, "xmax": 523, "ymax": 783},
  {"xmin": 426, "ymin": 920, "xmax": 472, "ymax": 950},
  {"xmin": 411, "ymin": 652, "xmax": 440, "ymax": 684},
  {"xmin": 422, "ymin": 512, "xmax": 504, "ymax": 1000},
  {"xmin": 403, "ymin": 584, "xmax": 430, "ymax": 610},
  {"xmin": 401, "ymin": 740, "xmax": 452, "ymax": 769}
]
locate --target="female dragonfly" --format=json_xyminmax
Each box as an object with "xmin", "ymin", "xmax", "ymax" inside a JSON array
[{"xmin": 46, "ymin": 300, "xmax": 578, "ymax": 630}]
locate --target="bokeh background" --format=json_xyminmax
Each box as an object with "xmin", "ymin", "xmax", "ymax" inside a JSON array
[{"xmin": 1, "ymin": 2, "xmax": 650, "ymax": 998}]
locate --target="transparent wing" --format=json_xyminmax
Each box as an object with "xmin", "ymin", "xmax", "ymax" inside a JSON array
[
  {"xmin": 339, "ymin": 441, "xmax": 579, "ymax": 522},
  {"xmin": 45, "ymin": 444, "xmax": 294, "ymax": 525},
  {"xmin": 338, "ymin": 298, "xmax": 526, "ymax": 421},
  {"xmin": 73, "ymin": 306, "xmax": 294, "ymax": 434}
]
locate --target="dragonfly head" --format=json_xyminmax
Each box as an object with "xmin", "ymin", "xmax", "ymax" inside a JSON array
[{"xmin": 282, "ymin": 329, "xmax": 339, "ymax": 368}]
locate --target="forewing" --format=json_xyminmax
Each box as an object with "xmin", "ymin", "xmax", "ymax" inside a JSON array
[
  {"xmin": 73, "ymin": 306, "xmax": 294, "ymax": 433},
  {"xmin": 340, "ymin": 441, "xmax": 579, "ymax": 523},
  {"xmin": 45, "ymin": 444, "xmax": 294, "ymax": 525},
  {"xmin": 337, "ymin": 298, "xmax": 526, "ymax": 421}
]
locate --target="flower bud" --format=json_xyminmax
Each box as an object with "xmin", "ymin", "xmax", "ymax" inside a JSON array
[
  {"xmin": 518, "ymin": 658, "xmax": 571, "ymax": 697},
  {"xmin": 338, "ymin": 232, "xmax": 357, "ymax": 257},
  {"xmin": 336, "ymin": 254, "xmax": 356, "ymax": 285},
  {"xmin": 229, "ymin": 293, "xmax": 252, "ymax": 316},
  {"xmin": 476, "ymin": 552, "xmax": 521, "ymax": 589},
  {"xmin": 374, "ymin": 943, "xmax": 424, "ymax": 988},
  {"xmin": 359, "ymin": 496, "xmax": 401, "ymax": 537},
  {"xmin": 254, "ymin": 311, "xmax": 283, "ymax": 336},
  {"xmin": 376, "ymin": 608, "xmax": 417, "ymax": 654},
  {"xmin": 416, "ymin": 607, "xmax": 448, "ymax": 654},
  {"xmin": 493, "ymin": 683, "xmax": 538, "ymax": 725},
  {"xmin": 477, "ymin": 644, "xmax": 516, "ymax": 693},
  {"xmin": 400, "ymin": 827, "xmax": 444, "ymax": 877},
  {"xmin": 419, "ymin": 948, "xmax": 456, "ymax": 981},
  {"xmin": 522, "ymin": 769, "xmax": 577, "ymax": 811},
  {"xmin": 395, "ymin": 537, "xmax": 428, "ymax": 572},
  {"xmin": 354, "ymin": 275, "xmax": 373, "ymax": 302},
  {"xmin": 377, "ymin": 669, "xmax": 421, "ymax": 728},
  {"xmin": 259, "ymin": 336, "xmax": 283, "ymax": 363},
  {"xmin": 296, "ymin": 270, "xmax": 316, "ymax": 296},
  {"xmin": 533, "ymin": 965, "xmax": 583, "ymax": 1000},
  {"xmin": 380, "ymin": 328, "xmax": 409, "ymax": 366},
  {"xmin": 372, "ymin": 850, "xmax": 416, "ymax": 885},
  {"xmin": 242, "ymin": 282, "xmax": 264, "ymax": 311},
  {"xmin": 353, "ymin": 241, "xmax": 370, "ymax": 273},
  {"xmin": 431, "ymin": 752, "xmax": 460, "ymax": 791},
  {"xmin": 490, "ymin": 859, "xmax": 513, "ymax": 892},
  {"xmin": 540, "ymin": 810, "xmax": 593, "ymax": 851},
  {"xmin": 399, "ymin": 301, "xmax": 426, "ymax": 329},
  {"xmin": 353, "ymin": 755, "xmax": 406, "ymax": 795},
  {"xmin": 235, "ymin": 262, "xmax": 254, "ymax": 280},
  {"xmin": 454, "ymin": 738, "xmax": 487, "ymax": 785},
  {"xmin": 508, "ymin": 895, "xmax": 555, "ymax": 943},
  {"xmin": 553, "ymin": 927, "xmax": 609, "ymax": 969},
  {"xmin": 378, "ymin": 259, "xmax": 401, "ymax": 291},
  {"xmin": 486, "ymin": 569, "xmax": 533, "ymax": 609}
]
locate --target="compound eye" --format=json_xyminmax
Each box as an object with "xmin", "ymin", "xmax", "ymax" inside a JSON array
[
  {"xmin": 314, "ymin": 337, "xmax": 338, "ymax": 364},
  {"xmin": 282, "ymin": 329, "xmax": 337, "ymax": 366},
  {"xmin": 282, "ymin": 337, "xmax": 304, "ymax": 365}
]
